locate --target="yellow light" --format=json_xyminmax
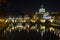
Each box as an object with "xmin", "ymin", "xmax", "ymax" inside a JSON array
[
  {"xmin": 33, "ymin": 15, "xmax": 37, "ymax": 19},
  {"xmin": 40, "ymin": 26, "xmax": 45, "ymax": 29},
  {"xmin": 0, "ymin": 19, "xmax": 5, "ymax": 22},
  {"xmin": 12, "ymin": 27, "xmax": 14, "ymax": 30},
  {"xmin": 31, "ymin": 26, "xmax": 36, "ymax": 29},
  {"xmin": 49, "ymin": 19, "xmax": 54, "ymax": 22},
  {"xmin": 15, "ymin": 20, "xmax": 17, "ymax": 22},
  {"xmin": 50, "ymin": 27, "xmax": 55, "ymax": 31},
  {"xmin": 15, "ymin": 27, "xmax": 17, "ymax": 30},
  {"xmin": 58, "ymin": 16, "xmax": 60, "ymax": 19},
  {"xmin": 31, "ymin": 19, "xmax": 36, "ymax": 23},
  {"xmin": 5, "ymin": 19, "xmax": 8, "ymax": 22},
  {"xmin": 23, "ymin": 19, "xmax": 26, "ymax": 22},
  {"xmin": 40, "ymin": 19, "xmax": 45, "ymax": 22},
  {"xmin": 12, "ymin": 19, "xmax": 14, "ymax": 22}
]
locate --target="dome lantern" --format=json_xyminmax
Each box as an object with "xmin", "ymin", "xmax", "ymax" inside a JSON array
[{"xmin": 39, "ymin": 5, "xmax": 45, "ymax": 13}]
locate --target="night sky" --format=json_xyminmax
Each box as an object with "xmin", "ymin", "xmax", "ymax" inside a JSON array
[{"xmin": 1, "ymin": 0, "xmax": 60, "ymax": 15}]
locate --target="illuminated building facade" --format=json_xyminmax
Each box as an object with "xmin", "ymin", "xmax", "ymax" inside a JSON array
[
  {"xmin": 2, "ymin": 5, "xmax": 60, "ymax": 30},
  {"xmin": 36, "ymin": 5, "xmax": 50, "ymax": 19},
  {"xmin": 51, "ymin": 12, "xmax": 60, "ymax": 24},
  {"xmin": 3, "ymin": 5, "xmax": 50, "ymax": 29}
]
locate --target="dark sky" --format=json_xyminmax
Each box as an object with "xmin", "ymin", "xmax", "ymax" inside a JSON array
[{"xmin": 1, "ymin": 0, "xmax": 60, "ymax": 15}]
